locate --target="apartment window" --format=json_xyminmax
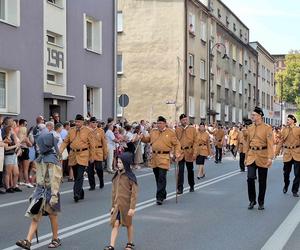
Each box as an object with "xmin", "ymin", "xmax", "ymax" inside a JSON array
[
  {"xmin": 217, "ymin": 67, "xmax": 221, "ymax": 85},
  {"xmin": 232, "ymin": 92, "xmax": 236, "ymax": 106},
  {"xmin": 188, "ymin": 13, "xmax": 195, "ymax": 34},
  {"xmin": 0, "ymin": 69, "xmax": 20, "ymax": 113},
  {"xmin": 0, "ymin": 0, "xmax": 20, "ymax": 26},
  {"xmin": 200, "ymin": 99, "xmax": 206, "ymax": 119},
  {"xmin": 200, "ymin": 21, "xmax": 207, "ymax": 42},
  {"xmin": 226, "ymin": 16, "xmax": 229, "ymax": 26},
  {"xmin": 239, "ymin": 49, "xmax": 243, "ymax": 65},
  {"xmin": 232, "ymin": 45, "xmax": 237, "ymax": 61},
  {"xmin": 225, "ymin": 89, "xmax": 229, "ymax": 104},
  {"xmin": 233, "ymin": 23, "xmax": 236, "ymax": 31},
  {"xmin": 217, "ymin": 85, "xmax": 221, "ymax": 102},
  {"xmin": 232, "ymin": 107, "xmax": 236, "ymax": 122},
  {"xmin": 47, "ymin": 0, "xmax": 63, "ymax": 8},
  {"xmin": 0, "ymin": 71, "xmax": 6, "ymax": 109},
  {"xmin": 117, "ymin": 54, "xmax": 123, "ymax": 74},
  {"xmin": 116, "ymin": 96, "xmax": 123, "ymax": 117},
  {"xmin": 84, "ymin": 14, "xmax": 102, "ymax": 54},
  {"xmin": 201, "ymin": 81, "xmax": 206, "ymax": 99},
  {"xmin": 47, "ymin": 70, "xmax": 63, "ymax": 85},
  {"xmin": 225, "ymin": 41, "xmax": 230, "ymax": 58},
  {"xmin": 117, "ymin": 11, "xmax": 123, "ymax": 32},
  {"xmin": 239, "ymin": 79, "xmax": 242, "ymax": 94},
  {"xmin": 232, "ymin": 76, "xmax": 236, "ymax": 91},
  {"xmin": 47, "ymin": 31, "xmax": 63, "ymax": 46},
  {"xmin": 240, "ymin": 29, "xmax": 243, "ymax": 38},
  {"xmin": 0, "ymin": 0, "xmax": 5, "ymax": 20},
  {"xmin": 200, "ymin": 60, "xmax": 205, "ymax": 80},
  {"xmin": 225, "ymin": 73, "xmax": 229, "ymax": 89},
  {"xmin": 189, "ymin": 96, "xmax": 195, "ymax": 117},
  {"xmin": 217, "ymin": 9, "xmax": 221, "ymax": 18},
  {"xmin": 239, "ymin": 94, "xmax": 242, "ymax": 108},
  {"xmin": 189, "ymin": 54, "xmax": 194, "ymax": 75},
  {"xmin": 225, "ymin": 105, "xmax": 229, "ymax": 122}
]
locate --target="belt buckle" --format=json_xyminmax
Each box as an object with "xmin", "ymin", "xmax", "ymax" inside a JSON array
[{"xmin": 254, "ymin": 147, "xmax": 257, "ymax": 150}]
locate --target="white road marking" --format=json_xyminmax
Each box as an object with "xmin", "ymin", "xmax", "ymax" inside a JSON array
[
  {"xmin": 3, "ymin": 170, "xmax": 240, "ymax": 250},
  {"xmin": 261, "ymin": 199, "xmax": 300, "ymax": 250}
]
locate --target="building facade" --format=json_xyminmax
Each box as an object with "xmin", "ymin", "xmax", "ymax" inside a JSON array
[{"xmin": 0, "ymin": 0, "xmax": 115, "ymax": 123}]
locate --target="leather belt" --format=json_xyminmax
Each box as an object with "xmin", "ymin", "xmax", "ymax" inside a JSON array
[
  {"xmin": 284, "ymin": 145, "xmax": 300, "ymax": 149},
  {"xmin": 199, "ymin": 144, "xmax": 207, "ymax": 146},
  {"xmin": 153, "ymin": 151, "xmax": 170, "ymax": 154},
  {"xmin": 72, "ymin": 148, "xmax": 88, "ymax": 152},
  {"xmin": 181, "ymin": 145, "xmax": 193, "ymax": 150},
  {"xmin": 95, "ymin": 146, "xmax": 103, "ymax": 149},
  {"xmin": 250, "ymin": 146, "xmax": 267, "ymax": 151}
]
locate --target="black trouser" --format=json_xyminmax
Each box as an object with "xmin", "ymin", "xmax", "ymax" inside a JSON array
[
  {"xmin": 230, "ymin": 145, "xmax": 237, "ymax": 157},
  {"xmin": 239, "ymin": 153, "xmax": 246, "ymax": 171},
  {"xmin": 215, "ymin": 146, "xmax": 223, "ymax": 162},
  {"xmin": 87, "ymin": 161, "xmax": 104, "ymax": 189},
  {"xmin": 153, "ymin": 167, "xmax": 167, "ymax": 201},
  {"xmin": 0, "ymin": 171, "xmax": 3, "ymax": 188},
  {"xmin": 72, "ymin": 164, "xmax": 85, "ymax": 199},
  {"xmin": 177, "ymin": 159, "xmax": 194, "ymax": 192},
  {"xmin": 247, "ymin": 163, "xmax": 268, "ymax": 205},
  {"xmin": 283, "ymin": 159, "xmax": 300, "ymax": 194}
]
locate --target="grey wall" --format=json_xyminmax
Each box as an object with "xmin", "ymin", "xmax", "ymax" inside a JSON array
[
  {"xmin": 66, "ymin": 0, "xmax": 115, "ymax": 121},
  {"xmin": 0, "ymin": 0, "xmax": 44, "ymax": 126}
]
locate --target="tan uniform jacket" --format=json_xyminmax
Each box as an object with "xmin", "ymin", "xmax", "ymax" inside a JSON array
[
  {"xmin": 111, "ymin": 172, "xmax": 138, "ymax": 227},
  {"xmin": 245, "ymin": 123, "xmax": 274, "ymax": 168},
  {"xmin": 89, "ymin": 127, "xmax": 108, "ymax": 161},
  {"xmin": 275, "ymin": 125, "xmax": 300, "ymax": 162},
  {"xmin": 237, "ymin": 130, "xmax": 248, "ymax": 153},
  {"xmin": 175, "ymin": 125, "xmax": 197, "ymax": 162},
  {"xmin": 60, "ymin": 126, "xmax": 93, "ymax": 167},
  {"xmin": 229, "ymin": 130, "xmax": 239, "ymax": 146},
  {"xmin": 213, "ymin": 129, "xmax": 225, "ymax": 148},
  {"xmin": 195, "ymin": 131, "xmax": 212, "ymax": 157},
  {"xmin": 141, "ymin": 128, "xmax": 181, "ymax": 170}
]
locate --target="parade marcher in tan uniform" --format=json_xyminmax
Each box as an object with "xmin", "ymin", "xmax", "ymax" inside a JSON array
[
  {"xmin": 208, "ymin": 123, "xmax": 225, "ymax": 164},
  {"xmin": 175, "ymin": 114, "xmax": 197, "ymax": 194},
  {"xmin": 245, "ymin": 107, "xmax": 274, "ymax": 210},
  {"xmin": 141, "ymin": 116, "xmax": 181, "ymax": 205},
  {"xmin": 275, "ymin": 114, "xmax": 300, "ymax": 197},
  {"xmin": 237, "ymin": 119, "xmax": 252, "ymax": 172},
  {"xmin": 229, "ymin": 125, "xmax": 239, "ymax": 159},
  {"xmin": 60, "ymin": 114, "xmax": 93, "ymax": 202},
  {"xmin": 195, "ymin": 122, "xmax": 212, "ymax": 179},
  {"xmin": 87, "ymin": 117, "xmax": 108, "ymax": 191}
]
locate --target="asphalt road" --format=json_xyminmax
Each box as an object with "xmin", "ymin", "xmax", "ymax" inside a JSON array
[{"xmin": 1, "ymin": 155, "xmax": 300, "ymax": 250}]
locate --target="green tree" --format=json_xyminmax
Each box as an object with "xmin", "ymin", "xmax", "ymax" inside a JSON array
[{"xmin": 276, "ymin": 53, "xmax": 300, "ymax": 104}]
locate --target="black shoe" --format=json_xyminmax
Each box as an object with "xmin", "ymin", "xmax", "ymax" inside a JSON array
[
  {"xmin": 240, "ymin": 169, "xmax": 245, "ymax": 172},
  {"xmin": 197, "ymin": 176, "xmax": 201, "ymax": 180},
  {"xmin": 177, "ymin": 190, "xmax": 183, "ymax": 195},
  {"xmin": 258, "ymin": 204, "xmax": 264, "ymax": 210},
  {"xmin": 189, "ymin": 187, "xmax": 194, "ymax": 192},
  {"xmin": 156, "ymin": 200, "xmax": 163, "ymax": 205},
  {"xmin": 80, "ymin": 191, "xmax": 85, "ymax": 200},
  {"xmin": 14, "ymin": 187, "xmax": 22, "ymax": 192},
  {"xmin": 74, "ymin": 196, "xmax": 79, "ymax": 202},
  {"xmin": 293, "ymin": 193, "xmax": 299, "ymax": 197},
  {"xmin": 215, "ymin": 160, "xmax": 218, "ymax": 164},
  {"xmin": 283, "ymin": 187, "xmax": 288, "ymax": 194},
  {"xmin": 99, "ymin": 183, "xmax": 104, "ymax": 189},
  {"xmin": 248, "ymin": 201, "xmax": 256, "ymax": 210},
  {"xmin": 89, "ymin": 187, "xmax": 95, "ymax": 191},
  {"xmin": 200, "ymin": 174, "xmax": 206, "ymax": 179},
  {"xmin": 6, "ymin": 188, "xmax": 15, "ymax": 193},
  {"xmin": 0, "ymin": 189, "xmax": 6, "ymax": 194}
]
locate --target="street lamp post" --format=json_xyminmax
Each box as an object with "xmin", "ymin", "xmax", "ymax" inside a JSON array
[{"xmin": 208, "ymin": 40, "xmax": 228, "ymax": 124}]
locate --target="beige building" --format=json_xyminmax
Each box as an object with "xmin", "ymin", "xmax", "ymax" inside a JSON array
[
  {"xmin": 117, "ymin": 0, "xmax": 276, "ymax": 125},
  {"xmin": 250, "ymin": 42, "xmax": 276, "ymax": 124}
]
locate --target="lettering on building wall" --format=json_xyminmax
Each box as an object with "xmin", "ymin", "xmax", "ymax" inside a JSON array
[{"xmin": 47, "ymin": 48, "xmax": 64, "ymax": 69}]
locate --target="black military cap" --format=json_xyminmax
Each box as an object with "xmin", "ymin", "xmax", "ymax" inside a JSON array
[
  {"xmin": 199, "ymin": 122, "xmax": 205, "ymax": 126},
  {"xmin": 75, "ymin": 114, "xmax": 84, "ymax": 121},
  {"xmin": 288, "ymin": 114, "xmax": 297, "ymax": 123},
  {"xmin": 244, "ymin": 119, "xmax": 253, "ymax": 126},
  {"xmin": 157, "ymin": 116, "xmax": 167, "ymax": 123},
  {"xmin": 179, "ymin": 114, "xmax": 187, "ymax": 120},
  {"xmin": 89, "ymin": 116, "xmax": 97, "ymax": 122},
  {"xmin": 253, "ymin": 106, "xmax": 264, "ymax": 117}
]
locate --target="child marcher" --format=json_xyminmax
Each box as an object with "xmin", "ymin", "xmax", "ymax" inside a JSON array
[{"xmin": 104, "ymin": 151, "xmax": 138, "ymax": 250}]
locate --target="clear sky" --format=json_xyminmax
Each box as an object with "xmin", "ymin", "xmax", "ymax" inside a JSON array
[{"xmin": 222, "ymin": 0, "xmax": 300, "ymax": 54}]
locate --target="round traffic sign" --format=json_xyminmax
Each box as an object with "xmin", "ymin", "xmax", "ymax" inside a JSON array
[{"xmin": 119, "ymin": 94, "xmax": 129, "ymax": 107}]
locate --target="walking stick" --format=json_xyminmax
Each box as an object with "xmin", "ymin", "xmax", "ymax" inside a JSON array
[{"xmin": 175, "ymin": 161, "xmax": 178, "ymax": 204}]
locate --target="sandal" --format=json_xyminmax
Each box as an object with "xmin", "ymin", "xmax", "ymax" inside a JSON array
[
  {"xmin": 48, "ymin": 238, "xmax": 61, "ymax": 248},
  {"xmin": 104, "ymin": 246, "xmax": 114, "ymax": 250},
  {"xmin": 125, "ymin": 242, "xmax": 135, "ymax": 250},
  {"xmin": 16, "ymin": 239, "xmax": 31, "ymax": 250}
]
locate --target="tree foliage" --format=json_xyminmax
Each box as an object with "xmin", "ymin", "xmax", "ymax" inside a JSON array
[{"xmin": 275, "ymin": 53, "xmax": 300, "ymax": 105}]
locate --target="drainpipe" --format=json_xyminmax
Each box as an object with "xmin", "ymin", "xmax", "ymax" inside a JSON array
[
  {"xmin": 184, "ymin": 0, "xmax": 188, "ymax": 115},
  {"xmin": 113, "ymin": 0, "xmax": 118, "ymax": 120}
]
